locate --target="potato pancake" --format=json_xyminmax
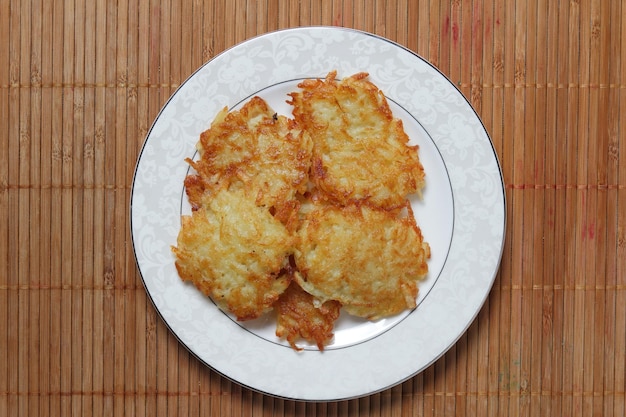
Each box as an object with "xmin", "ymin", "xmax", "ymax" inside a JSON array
[
  {"xmin": 294, "ymin": 202, "xmax": 430, "ymax": 320},
  {"xmin": 172, "ymin": 187, "xmax": 295, "ymax": 321},
  {"xmin": 288, "ymin": 71, "xmax": 425, "ymax": 210},
  {"xmin": 186, "ymin": 96, "xmax": 312, "ymax": 211},
  {"xmin": 173, "ymin": 72, "xmax": 431, "ymax": 350},
  {"xmin": 275, "ymin": 281, "xmax": 342, "ymax": 351}
]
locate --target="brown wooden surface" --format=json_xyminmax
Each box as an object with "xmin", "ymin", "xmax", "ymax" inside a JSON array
[{"xmin": 1, "ymin": 0, "xmax": 625, "ymax": 415}]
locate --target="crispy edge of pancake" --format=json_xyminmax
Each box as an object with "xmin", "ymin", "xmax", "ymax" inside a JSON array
[
  {"xmin": 275, "ymin": 281, "xmax": 342, "ymax": 351},
  {"xmin": 294, "ymin": 201, "xmax": 430, "ymax": 320}
]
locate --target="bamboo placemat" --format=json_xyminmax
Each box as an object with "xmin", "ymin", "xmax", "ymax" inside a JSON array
[{"xmin": 1, "ymin": 0, "xmax": 624, "ymax": 415}]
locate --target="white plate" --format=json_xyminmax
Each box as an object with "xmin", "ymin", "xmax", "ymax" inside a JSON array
[{"xmin": 131, "ymin": 27, "xmax": 506, "ymax": 402}]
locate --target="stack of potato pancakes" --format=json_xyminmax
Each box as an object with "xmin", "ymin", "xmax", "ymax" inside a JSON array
[{"xmin": 172, "ymin": 71, "xmax": 430, "ymax": 351}]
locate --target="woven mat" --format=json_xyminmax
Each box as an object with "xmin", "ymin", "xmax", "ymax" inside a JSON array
[{"xmin": 1, "ymin": 0, "xmax": 624, "ymax": 415}]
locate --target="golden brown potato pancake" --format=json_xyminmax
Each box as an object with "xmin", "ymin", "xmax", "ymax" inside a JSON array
[
  {"xmin": 294, "ymin": 201, "xmax": 430, "ymax": 320},
  {"xmin": 172, "ymin": 187, "xmax": 295, "ymax": 321},
  {"xmin": 186, "ymin": 96, "xmax": 312, "ymax": 211},
  {"xmin": 275, "ymin": 281, "xmax": 342, "ymax": 351},
  {"xmin": 288, "ymin": 71, "xmax": 425, "ymax": 210}
]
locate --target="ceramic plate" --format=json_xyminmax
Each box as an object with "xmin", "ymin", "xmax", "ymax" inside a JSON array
[{"xmin": 131, "ymin": 26, "xmax": 506, "ymax": 402}]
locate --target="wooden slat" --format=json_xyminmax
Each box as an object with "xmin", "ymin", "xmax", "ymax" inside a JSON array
[
  {"xmin": 1, "ymin": 0, "xmax": 11, "ymax": 412},
  {"xmin": 29, "ymin": 54, "xmax": 42, "ymax": 411},
  {"xmin": 616, "ymin": 1, "xmax": 626, "ymax": 413},
  {"xmin": 18, "ymin": 2, "xmax": 32, "ymax": 417}
]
